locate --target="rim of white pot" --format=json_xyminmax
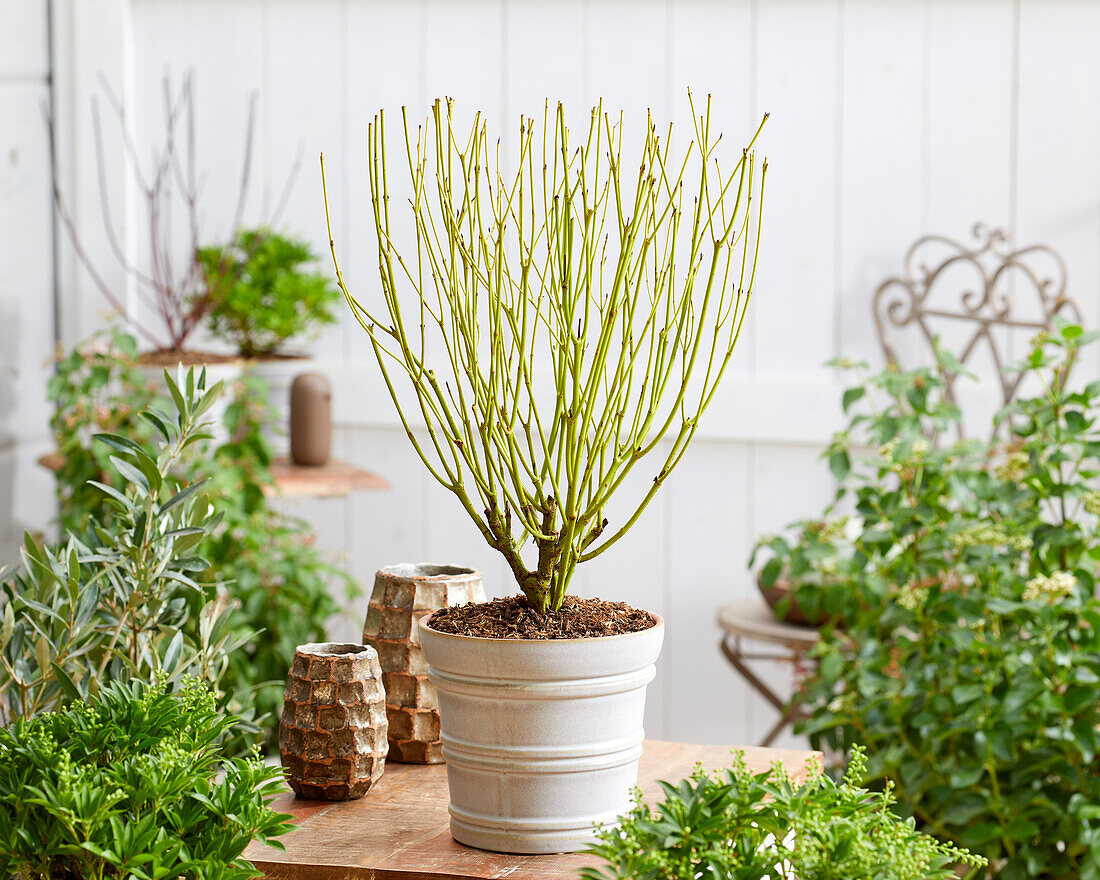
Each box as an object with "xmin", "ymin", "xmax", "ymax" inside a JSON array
[{"xmin": 419, "ymin": 608, "xmax": 664, "ymax": 645}]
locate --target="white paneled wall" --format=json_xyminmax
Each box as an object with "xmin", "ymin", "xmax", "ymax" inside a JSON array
[
  {"xmin": 0, "ymin": 0, "xmax": 57, "ymax": 560},
  {"xmin": 6, "ymin": 0, "xmax": 1100, "ymax": 746}
]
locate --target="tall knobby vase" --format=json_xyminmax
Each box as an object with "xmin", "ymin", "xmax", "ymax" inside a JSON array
[
  {"xmin": 279, "ymin": 642, "xmax": 388, "ymax": 800},
  {"xmin": 362, "ymin": 564, "xmax": 485, "ymax": 763}
]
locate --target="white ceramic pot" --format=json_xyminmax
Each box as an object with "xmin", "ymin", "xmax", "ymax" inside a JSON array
[
  {"xmin": 418, "ymin": 611, "xmax": 665, "ymax": 854},
  {"xmin": 245, "ymin": 357, "xmax": 309, "ymax": 456}
]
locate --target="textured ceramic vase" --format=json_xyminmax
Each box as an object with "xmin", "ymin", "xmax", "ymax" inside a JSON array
[
  {"xmin": 362, "ymin": 563, "xmax": 485, "ymax": 763},
  {"xmin": 279, "ymin": 642, "xmax": 388, "ymax": 800},
  {"xmin": 418, "ymin": 613, "xmax": 665, "ymax": 854}
]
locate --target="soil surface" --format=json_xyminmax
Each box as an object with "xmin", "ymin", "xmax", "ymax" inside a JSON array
[
  {"xmin": 138, "ymin": 349, "xmax": 242, "ymax": 366},
  {"xmin": 427, "ymin": 595, "xmax": 657, "ymax": 640}
]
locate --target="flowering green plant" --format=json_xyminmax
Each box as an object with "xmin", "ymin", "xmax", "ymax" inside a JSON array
[
  {"xmin": 799, "ymin": 321, "xmax": 1100, "ymax": 879},
  {"xmin": 582, "ymin": 746, "xmax": 984, "ymax": 880}
]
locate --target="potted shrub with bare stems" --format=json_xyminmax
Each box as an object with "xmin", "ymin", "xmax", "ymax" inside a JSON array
[
  {"xmin": 49, "ymin": 73, "xmax": 300, "ymax": 434},
  {"xmin": 322, "ymin": 95, "xmax": 766, "ymax": 853}
]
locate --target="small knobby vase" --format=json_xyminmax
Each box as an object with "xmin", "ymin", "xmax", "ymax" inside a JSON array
[
  {"xmin": 279, "ymin": 642, "xmax": 388, "ymax": 800},
  {"xmin": 363, "ymin": 563, "xmax": 485, "ymax": 763}
]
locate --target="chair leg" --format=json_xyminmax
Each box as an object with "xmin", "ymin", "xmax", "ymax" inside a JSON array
[{"xmin": 720, "ymin": 635, "xmax": 806, "ymax": 747}]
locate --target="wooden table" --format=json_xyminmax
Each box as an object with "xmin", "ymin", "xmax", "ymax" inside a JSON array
[
  {"xmin": 245, "ymin": 739, "xmax": 821, "ymax": 879},
  {"xmin": 717, "ymin": 598, "xmax": 821, "ymax": 747}
]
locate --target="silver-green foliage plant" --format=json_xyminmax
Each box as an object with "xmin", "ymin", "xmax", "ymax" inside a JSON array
[
  {"xmin": 582, "ymin": 747, "xmax": 986, "ymax": 880},
  {"xmin": 323, "ymin": 97, "xmax": 767, "ymax": 612},
  {"xmin": 0, "ymin": 368, "xmax": 252, "ymax": 724}
]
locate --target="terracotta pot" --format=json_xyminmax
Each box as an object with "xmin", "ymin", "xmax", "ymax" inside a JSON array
[
  {"xmin": 363, "ymin": 563, "xmax": 485, "ymax": 764},
  {"xmin": 418, "ymin": 611, "xmax": 665, "ymax": 854},
  {"xmin": 757, "ymin": 575, "xmax": 828, "ymax": 627},
  {"xmin": 279, "ymin": 642, "xmax": 388, "ymax": 800}
]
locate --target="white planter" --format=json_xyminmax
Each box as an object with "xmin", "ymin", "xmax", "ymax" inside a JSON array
[
  {"xmin": 244, "ymin": 357, "xmax": 309, "ymax": 456},
  {"xmin": 137, "ymin": 360, "xmax": 243, "ymax": 445},
  {"xmin": 418, "ymin": 611, "xmax": 665, "ymax": 854}
]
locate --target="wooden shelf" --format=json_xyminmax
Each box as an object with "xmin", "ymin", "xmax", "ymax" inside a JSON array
[
  {"xmin": 244, "ymin": 739, "xmax": 821, "ymax": 880},
  {"xmin": 264, "ymin": 457, "xmax": 389, "ymax": 498},
  {"xmin": 37, "ymin": 452, "xmax": 388, "ymax": 500}
]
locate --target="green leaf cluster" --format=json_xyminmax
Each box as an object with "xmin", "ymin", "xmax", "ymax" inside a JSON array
[
  {"xmin": 44, "ymin": 330, "xmax": 357, "ymax": 748},
  {"xmin": 46, "ymin": 326, "xmax": 157, "ymax": 534},
  {"xmin": 196, "ymin": 371, "xmax": 358, "ymax": 744},
  {"xmin": 1, "ymin": 368, "xmax": 252, "ymax": 729},
  {"xmin": 782, "ymin": 320, "xmax": 1100, "ymax": 878},
  {"xmin": 0, "ymin": 677, "xmax": 292, "ymax": 879},
  {"xmin": 198, "ymin": 228, "xmax": 341, "ymax": 357},
  {"xmin": 582, "ymin": 747, "xmax": 984, "ymax": 880}
]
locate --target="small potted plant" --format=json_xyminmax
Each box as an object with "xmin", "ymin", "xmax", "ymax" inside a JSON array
[
  {"xmin": 197, "ymin": 227, "xmax": 342, "ymax": 451},
  {"xmin": 750, "ymin": 516, "xmax": 861, "ymax": 626},
  {"xmin": 322, "ymin": 95, "xmax": 767, "ymax": 852},
  {"xmin": 50, "ymin": 73, "xmax": 296, "ymax": 439},
  {"xmin": 50, "ymin": 76, "xmax": 252, "ymax": 373}
]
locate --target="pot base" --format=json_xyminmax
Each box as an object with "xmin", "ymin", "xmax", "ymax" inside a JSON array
[{"xmin": 449, "ymin": 805, "xmax": 626, "ymax": 854}]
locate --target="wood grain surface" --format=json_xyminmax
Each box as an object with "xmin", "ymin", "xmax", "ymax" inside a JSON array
[{"xmin": 245, "ymin": 739, "xmax": 821, "ymax": 880}]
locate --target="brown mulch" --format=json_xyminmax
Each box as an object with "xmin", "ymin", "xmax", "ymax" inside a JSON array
[
  {"xmin": 138, "ymin": 349, "xmax": 242, "ymax": 366},
  {"xmin": 427, "ymin": 595, "xmax": 657, "ymax": 640}
]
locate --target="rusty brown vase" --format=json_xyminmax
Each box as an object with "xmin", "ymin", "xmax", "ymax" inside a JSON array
[
  {"xmin": 362, "ymin": 563, "xmax": 485, "ymax": 763},
  {"xmin": 279, "ymin": 642, "xmax": 388, "ymax": 800}
]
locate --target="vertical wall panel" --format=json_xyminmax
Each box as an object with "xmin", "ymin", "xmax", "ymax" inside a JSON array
[
  {"xmin": 505, "ymin": 0, "xmax": 586, "ymax": 119},
  {"xmin": 662, "ymin": 442, "xmax": 754, "ymax": 744},
  {"xmin": 925, "ymin": 1, "xmax": 1015, "ymax": 236},
  {"xmin": 1016, "ymin": 0, "xmax": 1100, "ymax": 375},
  {"xmin": 263, "ymin": 0, "xmax": 349, "ymax": 361},
  {"xmin": 0, "ymin": 0, "xmax": 56, "ymax": 564},
  {"xmin": 342, "ymin": 0, "xmax": 425, "ymax": 363},
  {"xmin": 751, "ymin": 0, "xmax": 843, "ymax": 380},
  {"xmin": 837, "ymin": 0, "xmax": 927, "ymax": 367}
]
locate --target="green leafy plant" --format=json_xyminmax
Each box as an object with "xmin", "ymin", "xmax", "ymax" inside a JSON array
[
  {"xmin": 582, "ymin": 746, "xmax": 985, "ymax": 880},
  {"xmin": 198, "ymin": 372, "xmax": 357, "ymax": 742},
  {"xmin": 46, "ymin": 329, "xmax": 357, "ymax": 747},
  {"xmin": 797, "ymin": 321, "xmax": 1100, "ymax": 878},
  {"xmin": 0, "ymin": 367, "xmax": 252, "ymax": 726},
  {"xmin": 198, "ymin": 228, "xmax": 341, "ymax": 357},
  {"xmin": 46, "ymin": 326, "xmax": 157, "ymax": 534},
  {"xmin": 323, "ymin": 96, "xmax": 767, "ymax": 613},
  {"xmin": 750, "ymin": 516, "xmax": 860, "ymax": 625},
  {"xmin": 0, "ymin": 676, "xmax": 292, "ymax": 879}
]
